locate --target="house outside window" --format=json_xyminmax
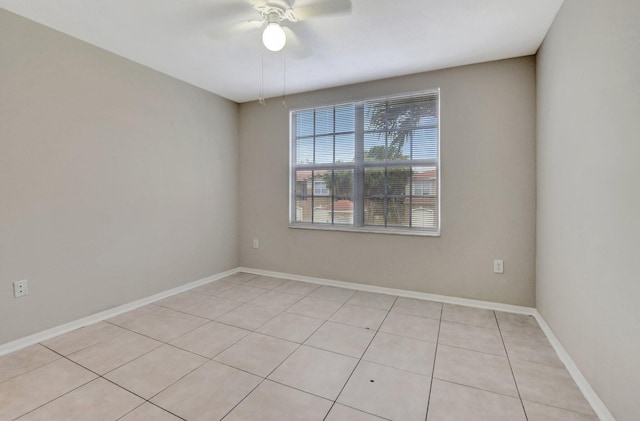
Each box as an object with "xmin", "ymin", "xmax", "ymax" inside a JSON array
[
  {"xmin": 313, "ymin": 180, "xmax": 329, "ymax": 196},
  {"xmin": 290, "ymin": 90, "xmax": 440, "ymax": 235}
]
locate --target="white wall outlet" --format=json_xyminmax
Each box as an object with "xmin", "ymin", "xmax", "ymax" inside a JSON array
[
  {"xmin": 493, "ymin": 259, "xmax": 504, "ymax": 274},
  {"xmin": 14, "ymin": 280, "xmax": 28, "ymax": 298},
  {"xmin": 253, "ymin": 239, "xmax": 259, "ymax": 249}
]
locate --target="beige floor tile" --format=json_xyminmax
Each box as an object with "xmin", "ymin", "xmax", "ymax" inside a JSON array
[
  {"xmin": 305, "ymin": 322, "xmax": 375, "ymax": 358},
  {"xmin": 170, "ymin": 321, "xmax": 250, "ymax": 358},
  {"xmin": 67, "ymin": 328, "xmax": 161, "ymax": 375},
  {"xmin": 391, "ymin": 297, "xmax": 442, "ymax": 319},
  {"xmin": 338, "ymin": 360, "xmax": 431, "ymax": 420},
  {"xmin": 105, "ymin": 344, "xmax": 206, "ymax": 399},
  {"xmin": 214, "ymin": 333, "xmax": 298, "ymax": 377},
  {"xmin": 269, "ymin": 345, "xmax": 358, "ymax": 400},
  {"xmin": 224, "ymin": 380, "xmax": 332, "ymax": 421},
  {"xmin": 308, "ymin": 285, "xmax": 356, "ymax": 304},
  {"xmin": 108, "ymin": 304, "xmax": 208, "ymax": 342},
  {"xmin": 325, "ymin": 404, "xmax": 387, "ymax": 421},
  {"xmin": 442, "ymin": 304, "xmax": 497, "ymax": 328},
  {"xmin": 0, "ymin": 344, "xmax": 60, "ymax": 383},
  {"xmin": 275, "ymin": 280, "xmax": 320, "ymax": 296},
  {"xmin": 438, "ymin": 320, "xmax": 506, "ymax": 356},
  {"xmin": 250, "ymin": 290, "xmax": 302, "ymax": 311},
  {"xmin": 42, "ymin": 321, "xmax": 124, "ymax": 356},
  {"xmin": 157, "ymin": 292, "xmax": 241, "ymax": 320},
  {"xmin": 347, "ymin": 291, "xmax": 397, "ymax": 311},
  {"xmin": 427, "ymin": 379, "xmax": 526, "ymax": 421},
  {"xmin": 151, "ymin": 360, "xmax": 261, "ymax": 421},
  {"xmin": 243, "ymin": 275, "xmax": 288, "ymax": 290},
  {"xmin": 523, "ymin": 400, "xmax": 599, "ymax": 421},
  {"xmin": 0, "ymin": 359, "xmax": 96, "ymax": 420},
  {"xmin": 511, "ymin": 359, "xmax": 595, "ymax": 415},
  {"xmin": 363, "ymin": 332, "xmax": 436, "ymax": 376},
  {"xmin": 379, "ymin": 311, "xmax": 440, "ymax": 342},
  {"xmin": 216, "ymin": 303, "xmax": 281, "ymax": 330},
  {"xmin": 287, "ymin": 296, "xmax": 343, "ymax": 319},
  {"xmin": 433, "ymin": 344, "xmax": 518, "ymax": 397},
  {"xmin": 329, "ymin": 304, "xmax": 388, "ymax": 330},
  {"xmin": 216, "ymin": 285, "xmax": 269, "ymax": 302},
  {"xmin": 495, "ymin": 311, "xmax": 541, "ymax": 333},
  {"xmin": 191, "ymin": 279, "xmax": 237, "ymax": 295},
  {"xmin": 502, "ymin": 328, "xmax": 563, "ymax": 367},
  {"xmin": 221, "ymin": 272, "xmax": 258, "ymax": 285},
  {"xmin": 18, "ymin": 378, "xmax": 142, "ymax": 421},
  {"xmin": 119, "ymin": 402, "xmax": 182, "ymax": 421},
  {"xmin": 257, "ymin": 312, "xmax": 324, "ymax": 343}
]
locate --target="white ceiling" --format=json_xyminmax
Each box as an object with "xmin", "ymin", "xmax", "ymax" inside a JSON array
[{"xmin": 0, "ymin": 0, "xmax": 564, "ymax": 103}]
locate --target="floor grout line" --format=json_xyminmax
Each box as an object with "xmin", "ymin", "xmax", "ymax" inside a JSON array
[
  {"xmin": 495, "ymin": 311, "xmax": 529, "ymax": 421},
  {"xmin": 424, "ymin": 302, "xmax": 443, "ymax": 421}
]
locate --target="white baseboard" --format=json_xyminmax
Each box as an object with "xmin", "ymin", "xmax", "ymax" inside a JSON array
[
  {"xmin": 0, "ymin": 267, "xmax": 240, "ymax": 357},
  {"xmin": 237, "ymin": 266, "xmax": 537, "ymax": 315},
  {"xmin": 533, "ymin": 310, "xmax": 614, "ymax": 421},
  {"xmin": 0, "ymin": 265, "xmax": 613, "ymax": 420}
]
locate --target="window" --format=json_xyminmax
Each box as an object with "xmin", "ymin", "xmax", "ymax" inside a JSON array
[
  {"xmin": 313, "ymin": 180, "xmax": 329, "ymax": 196},
  {"xmin": 290, "ymin": 90, "xmax": 439, "ymax": 235}
]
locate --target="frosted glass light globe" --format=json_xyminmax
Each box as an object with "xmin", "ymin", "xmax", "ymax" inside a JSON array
[{"xmin": 262, "ymin": 22, "xmax": 286, "ymax": 52}]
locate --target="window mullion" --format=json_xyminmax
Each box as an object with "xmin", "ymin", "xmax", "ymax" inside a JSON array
[{"xmin": 354, "ymin": 103, "xmax": 364, "ymax": 227}]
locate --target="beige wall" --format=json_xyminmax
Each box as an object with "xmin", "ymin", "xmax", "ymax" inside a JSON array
[
  {"xmin": 536, "ymin": 1, "xmax": 640, "ymax": 419},
  {"xmin": 239, "ymin": 57, "xmax": 537, "ymax": 306},
  {"xmin": 0, "ymin": 10, "xmax": 239, "ymax": 345}
]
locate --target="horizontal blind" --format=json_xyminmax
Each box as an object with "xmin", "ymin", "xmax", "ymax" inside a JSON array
[{"xmin": 291, "ymin": 90, "xmax": 439, "ymax": 233}]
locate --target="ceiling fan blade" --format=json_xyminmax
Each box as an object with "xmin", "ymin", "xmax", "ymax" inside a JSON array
[
  {"xmin": 205, "ymin": 19, "xmax": 263, "ymax": 41},
  {"xmin": 293, "ymin": 0, "xmax": 352, "ymax": 21},
  {"xmin": 283, "ymin": 26, "xmax": 311, "ymax": 58}
]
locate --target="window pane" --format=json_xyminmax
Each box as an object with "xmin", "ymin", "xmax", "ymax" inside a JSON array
[
  {"xmin": 296, "ymin": 111, "xmax": 314, "ymax": 137},
  {"xmin": 315, "ymin": 135, "xmax": 333, "ymax": 164},
  {"xmin": 387, "ymin": 166, "xmax": 410, "ymax": 196},
  {"xmin": 364, "ymin": 167, "xmax": 385, "ymax": 196},
  {"xmin": 364, "ymin": 132, "xmax": 385, "ymax": 161},
  {"xmin": 295, "ymin": 198, "xmax": 312, "ymax": 223},
  {"xmin": 296, "ymin": 137, "xmax": 313, "ymax": 164},
  {"xmin": 335, "ymin": 133, "xmax": 354, "ymax": 163},
  {"xmin": 387, "ymin": 198, "xmax": 410, "ymax": 228},
  {"xmin": 331, "ymin": 169, "xmax": 354, "ymax": 197},
  {"xmin": 332, "ymin": 198, "xmax": 354, "ymax": 225},
  {"xmin": 313, "ymin": 200, "xmax": 331, "ymax": 224},
  {"xmin": 315, "ymin": 108, "xmax": 334, "ymax": 135},
  {"xmin": 364, "ymin": 197, "xmax": 385, "ymax": 226},
  {"xmin": 412, "ymin": 128, "xmax": 438, "ymax": 160},
  {"xmin": 363, "ymin": 100, "xmax": 387, "ymax": 132},
  {"xmin": 335, "ymin": 105, "xmax": 355, "ymax": 133},
  {"xmin": 295, "ymin": 171, "xmax": 311, "ymax": 196}
]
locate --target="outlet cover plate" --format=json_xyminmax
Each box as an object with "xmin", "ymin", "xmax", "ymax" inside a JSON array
[{"xmin": 14, "ymin": 280, "xmax": 28, "ymax": 298}]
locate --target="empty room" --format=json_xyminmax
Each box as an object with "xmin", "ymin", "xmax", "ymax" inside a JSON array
[{"xmin": 0, "ymin": 0, "xmax": 638, "ymax": 420}]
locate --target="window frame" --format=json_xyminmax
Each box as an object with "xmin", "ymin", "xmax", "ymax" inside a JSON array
[{"xmin": 289, "ymin": 89, "xmax": 441, "ymax": 236}]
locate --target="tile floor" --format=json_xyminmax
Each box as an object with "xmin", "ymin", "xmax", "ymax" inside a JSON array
[{"xmin": 0, "ymin": 273, "xmax": 598, "ymax": 420}]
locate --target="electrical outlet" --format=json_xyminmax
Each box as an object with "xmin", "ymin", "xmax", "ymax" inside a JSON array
[
  {"xmin": 253, "ymin": 239, "xmax": 259, "ymax": 249},
  {"xmin": 493, "ymin": 260, "xmax": 504, "ymax": 274},
  {"xmin": 14, "ymin": 280, "xmax": 28, "ymax": 298}
]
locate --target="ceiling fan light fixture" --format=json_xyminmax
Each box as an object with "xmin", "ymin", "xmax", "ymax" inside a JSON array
[{"xmin": 262, "ymin": 22, "xmax": 286, "ymax": 51}]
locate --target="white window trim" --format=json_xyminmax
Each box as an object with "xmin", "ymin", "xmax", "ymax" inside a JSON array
[{"xmin": 289, "ymin": 89, "xmax": 441, "ymax": 237}]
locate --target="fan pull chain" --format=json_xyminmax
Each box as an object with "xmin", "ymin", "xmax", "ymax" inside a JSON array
[
  {"xmin": 258, "ymin": 50, "xmax": 266, "ymax": 106},
  {"xmin": 281, "ymin": 53, "xmax": 287, "ymax": 108}
]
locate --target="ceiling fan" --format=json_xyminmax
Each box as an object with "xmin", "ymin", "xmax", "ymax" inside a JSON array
[{"xmin": 206, "ymin": 0, "xmax": 352, "ymax": 54}]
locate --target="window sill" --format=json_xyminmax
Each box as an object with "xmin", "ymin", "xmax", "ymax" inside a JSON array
[{"xmin": 288, "ymin": 223, "xmax": 440, "ymax": 237}]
